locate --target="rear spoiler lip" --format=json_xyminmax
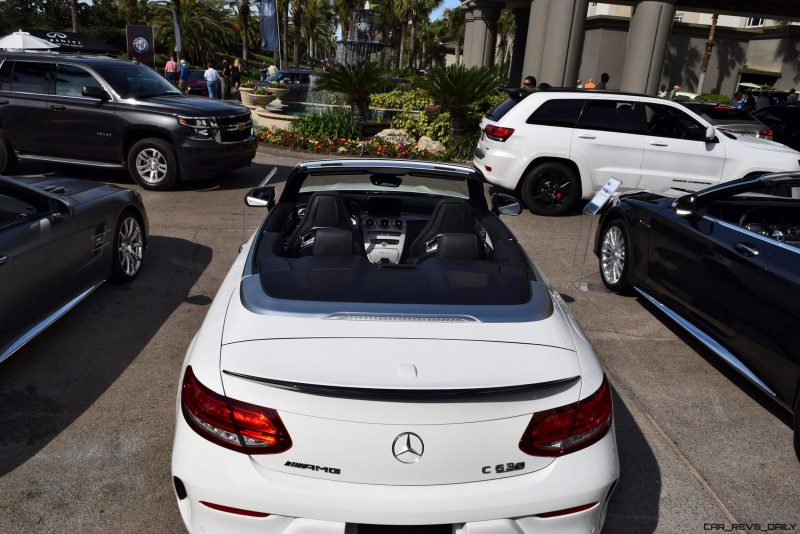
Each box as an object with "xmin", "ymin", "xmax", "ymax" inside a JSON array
[{"xmin": 222, "ymin": 371, "xmax": 580, "ymax": 400}]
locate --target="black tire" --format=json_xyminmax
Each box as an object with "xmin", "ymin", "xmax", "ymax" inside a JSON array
[
  {"xmin": 127, "ymin": 137, "xmax": 178, "ymax": 190},
  {"xmin": 110, "ymin": 211, "xmax": 144, "ymax": 284},
  {"xmin": 598, "ymin": 219, "xmax": 632, "ymax": 293},
  {"xmin": 520, "ymin": 162, "xmax": 581, "ymax": 216},
  {"xmin": 0, "ymin": 131, "xmax": 17, "ymax": 175}
]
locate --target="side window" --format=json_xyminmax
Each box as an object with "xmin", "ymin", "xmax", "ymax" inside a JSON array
[
  {"xmin": 0, "ymin": 60, "xmax": 12, "ymax": 91},
  {"xmin": 527, "ymin": 99, "xmax": 585, "ymax": 127},
  {"xmin": 55, "ymin": 64, "xmax": 103, "ymax": 97},
  {"xmin": 0, "ymin": 188, "xmax": 48, "ymax": 228},
  {"xmin": 576, "ymin": 100, "xmax": 641, "ymax": 133},
  {"xmin": 643, "ymin": 103, "xmax": 707, "ymax": 140},
  {"xmin": 9, "ymin": 61, "xmax": 50, "ymax": 94}
]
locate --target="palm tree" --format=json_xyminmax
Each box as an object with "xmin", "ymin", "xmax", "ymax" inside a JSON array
[
  {"xmin": 304, "ymin": 0, "xmax": 330, "ymax": 62},
  {"xmin": 408, "ymin": 0, "xmax": 442, "ymax": 69},
  {"xmin": 231, "ymin": 0, "xmax": 252, "ymax": 66},
  {"xmin": 289, "ymin": 1, "xmax": 303, "ymax": 65},
  {"xmin": 392, "ymin": 0, "xmax": 413, "ymax": 69},
  {"xmin": 333, "ymin": 0, "xmax": 359, "ymax": 40},
  {"xmin": 315, "ymin": 63, "xmax": 389, "ymax": 136},
  {"xmin": 496, "ymin": 9, "xmax": 515, "ymax": 77},
  {"xmin": 124, "ymin": 0, "xmax": 139, "ymax": 24},
  {"xmin": 419, "ymin": 65, "xmax": 501, "ymax": 137},
  {"xmin": 442, "ymin": 7, "xmax": 464, "ymax": 65},
  {"xmin": 151, "ymin": 0, "xmax": 235, "ymax": 64}
]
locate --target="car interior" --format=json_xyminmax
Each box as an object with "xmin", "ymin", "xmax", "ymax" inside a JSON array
[{"xmin": 249, "ymin": 171, "xmax": 535, "ymax": 306}]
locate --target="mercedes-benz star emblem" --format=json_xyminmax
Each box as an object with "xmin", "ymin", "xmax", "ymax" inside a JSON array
[{"xmin": 392, "ymin": 432, "xmax": 424, "ymax": 464}]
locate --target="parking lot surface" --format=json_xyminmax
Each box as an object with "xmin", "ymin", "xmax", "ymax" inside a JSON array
[{"xmin": 1, "ymin": 147, "xmax": 798, "ymax": 533}]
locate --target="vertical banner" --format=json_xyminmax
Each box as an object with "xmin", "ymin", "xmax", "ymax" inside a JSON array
[
  {"xmin": 126, "ymin": 25, "xmax": 155, "ymax": 66},
  {"xmin": 172, "ymin": 8, "xmax": 182, "ymax": 54},
  {"xmin": 260, "ymin": 0, "xmax": 279, "ymax": 52}
]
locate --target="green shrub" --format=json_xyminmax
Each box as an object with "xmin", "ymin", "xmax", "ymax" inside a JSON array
[
  {"xmin": 291, "ymin": 107, "xmax": 359, "ymax": 140},
  {"xmin": 697, "ymin": 93, "xmax": 732, "ymax": 104},
  {"xmin": 425, "ymin": 112, "xmax": 450, "ymax": 142},
  {"xmin": 371, "ymin": 89, "xmax": 429, "ymax": 111},
  {"xmin": 391, "ymin": 112, "xmax": 429, "ymax": 139},
  {"xmin": 446, "ymin": 132, "xmax": 480, "ymax": 161}
]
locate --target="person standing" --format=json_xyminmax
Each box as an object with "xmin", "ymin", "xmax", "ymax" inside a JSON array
[
  {"xmin": 259, "ymin": 62, "xmax": 268, "ymax": 82},
  {"xmin": 584, "ymin": 78, "xmax": 596, "ymax": 89},
  {"xmin": 204, "ymin": 63, "xmax": 219, "ymax": 99},
  {"xmin": 220, "ymin": 60, "xmax": 231, "ymax": 99},
  {"xmin": 596, "ymin": 72, "xmax": 609, "ymax": 90},
  {"xmin": 232, "ymin": 59, "xmax": 242, "ymax": 94},
  {"xmin": 576, "ymin": 79, "xmax": 583, "ymax": 88},
  {"xmin": 788, "ymin": 88, "xmax": 798, "ymax": 103},
  {"xmin": 657, "ymin": 83, "xmax": 667, "ymax": 98},
  {"xmin": 178, "ymin": 59, "xmax": 191, "ymax": 93},
  {"xmin": 522, "ymin": 76, "xmax": 536, "ymax": 91},
  {"xmin": 267, "ymin": 62, "xmax": 278, "ymax": 76},
  {"xmin": 164, "ymin": 56, "xmax": 178, "ymax": 84}
]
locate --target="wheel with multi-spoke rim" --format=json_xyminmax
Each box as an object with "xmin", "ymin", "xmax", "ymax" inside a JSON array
[
  {"xmin": 111, "ymin": 211, "xmax": 144, "ymax": 284},
  {"xmin": 127, "ymin": 138, "xmax": 178, "ymax": 190},
  {"xmin": 0, "ymin": 131, "xmax": 17, "ymax": 175},
  {"xmin": 520, "ymin": 162, "xmax": 581, "ymax": 216},
  {"xmin": 599, "ymin": 219, "xmax": 631, "ymax": 293}
]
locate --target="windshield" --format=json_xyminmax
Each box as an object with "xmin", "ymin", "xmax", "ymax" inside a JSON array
[
  {"xmin": 92, "ymin": 62, "xmax": 181, "ymax": 99},
  {"xmin": 298, "ymin": 172, "xmax": 470, "ymax": 199}
]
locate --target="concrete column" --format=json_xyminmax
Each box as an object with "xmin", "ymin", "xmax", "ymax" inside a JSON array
[
  {"xmin": 462, "ymin": 1, "xmax": 500, "ymax": 68},
  {"xmin": 521, "ymin": 0, "xmax": 550, "ymax": 82},
  {"xmin": 620, "ymin": 0, "xmax": 676, "ymax": 95},
  {"xmin": 539, "ymin": 0, "xmax": 589, "ymax": 87},
  {"xmin": 509, "ymin": 7, "xmax": 530, "ymax": 86}
]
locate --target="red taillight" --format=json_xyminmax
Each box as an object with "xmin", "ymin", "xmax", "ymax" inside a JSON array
[
  {"xmin": 200, "ymin": 501, "xmax": 270, "ymax": 517},
  {"xmin": 758, "ymin": 128, "xmax": 773, "ymax": 140},
  {"xmin": 519, "ymin": 377, "xmax": 612, "ymax": 457},
  {"xmin": 713, "ymin": 105, "xmax": 734, "ymax": 110},
  {"xmin": 484, "ymin": 124, "xmax": 515, "ymax": 142},
  {"xmin": 181, "ymin": 366, "xmax": 292, "ymax": 454}
]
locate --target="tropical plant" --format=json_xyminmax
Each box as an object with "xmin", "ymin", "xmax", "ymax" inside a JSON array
[
  {"xmin": 496, "ymin": 9, "xmax": 515, "ymax": 77},
  {"xmin": 151, "ymin": 0, "xmax": 236, "ymax": 65},
  {"xmin": 370, "ymin": 89, "xmax": 429, "ymax": 111},
  {"xmin": 442, "ymin": 7, "xmax": 465, "ymax": 65},
  {"xmin": 315, "ymin": 62, "xmax": 390, "ymax": 136},
  {"xmin": 418, "ymin": 65, "xmax": 502, "ymax": 137},
  {"xmin": 289, "ymin": 1, "xmax": 303, "ymax": 65},
  {"xmin": 292, "ymin": 107, "xmax": 359, "ymax": 140},
  {"xmin": 230, "ymin": 0, "xmax": 253, "ymax": 66}
]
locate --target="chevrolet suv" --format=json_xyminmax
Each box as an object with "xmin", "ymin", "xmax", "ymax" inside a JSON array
[
  {"xmin": 0, "ymin": 53, "xmax": 257, "ymax": 190},
  {"xmin": 474, "ymin": 89, "xmax": 800, "ymax": 215}
]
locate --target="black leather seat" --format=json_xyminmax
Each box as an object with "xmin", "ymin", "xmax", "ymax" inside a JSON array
[
  {"xmin": 287, "ymin": 193, "xmax": 362, "ymax": 256},
  {"xmin": 407, "ymin": 198, "xmax": 483, "ymax": 263}
]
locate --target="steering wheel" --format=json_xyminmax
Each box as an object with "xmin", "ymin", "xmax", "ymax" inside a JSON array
[{"xmin": 738, "ymin": 206, "xmax": 785, "ymax": 241}]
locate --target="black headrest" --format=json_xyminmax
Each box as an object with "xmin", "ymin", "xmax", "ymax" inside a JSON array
[
  {"xmin": 437, "ymin": 233, "xmax": 480, "ymax": 260},
  {"xmin": 313, "ymin": 228, "xmax": 356, "ymax": 256},
  {"xmin": 305, "ymin": 193, "xmax": 352, "ymax": 229}
]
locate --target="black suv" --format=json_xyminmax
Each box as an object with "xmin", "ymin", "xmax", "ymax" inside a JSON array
[{"xmin": 0, "ymin": 53, "xmax": 257, "ymax": 190}]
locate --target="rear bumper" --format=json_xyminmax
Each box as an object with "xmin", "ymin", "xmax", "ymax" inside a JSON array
[
  {"xmin": 172, "ymin": 416, "xmax": 619, "ymax": 533},
  {"xmin": 472, "ymin": 142, "xmax": 527, "ymax": 192},
  {"xmin": 177, "ymin": 136, "xmax": 257, "ymax": 178}
]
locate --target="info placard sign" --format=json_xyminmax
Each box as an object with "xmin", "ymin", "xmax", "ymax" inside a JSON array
[{"xmin": 583, "ymin": 177, "xmax": 622, "ymax": 215}]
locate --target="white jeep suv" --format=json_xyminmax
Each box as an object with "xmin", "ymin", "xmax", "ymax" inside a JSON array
[{"xmin": 474, "ymin": 90, "xmax": 800, "ymax": 215}]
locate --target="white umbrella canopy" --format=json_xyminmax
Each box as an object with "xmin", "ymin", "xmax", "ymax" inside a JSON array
[{"xmin": 0, "ymin": 29, "xmax": 60, "ymax": 51}]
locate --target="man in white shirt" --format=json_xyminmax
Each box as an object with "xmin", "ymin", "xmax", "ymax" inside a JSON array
[{"xmin": 204, "ymin": 63, "xmax": 219, "ymax": 99}]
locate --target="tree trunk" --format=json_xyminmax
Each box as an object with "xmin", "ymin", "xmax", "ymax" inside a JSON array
[
  {"xmin": 351, "ymin": 97, "xmax": 369, "ymax": 138},
  {"xmin": 281, "ymin": 1, "xmax": 289, "ymax": 68},
  {"xmin": 124, "ymin": 0, "xmax": 138, "ymax": 24},
  {"xmin": 398, "ymin": 22, "xmax": 406, "ymax": 69},
  {"xmin": 70, "ymin": 0, "xmax": 78, "ymax": 32},
  {"xmin": 172, "ymin": 0, "xmax": 182, "ymax": 61},
  {"xmin": 454, "ymin": 42, "xmax": 461, "ymax": 65},
  {"xmin": 698, "ymin": 13, "xmax": 718, "ymax": 95},
  {"xmin": 449, "ymin": 106, "xmax": 467, "ymax": 138},
  {"xmin": 241, "ymin": 0, "xmax": 249, "ymax": 67},
  {"xmin": 409, "ymin": 15, "xmax": 418, "ymax": 69}
]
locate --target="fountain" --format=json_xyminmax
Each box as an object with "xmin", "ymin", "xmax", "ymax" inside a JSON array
[{"xmin": 335, "ymin": 2, "xmax": 390, "ymax": 67}]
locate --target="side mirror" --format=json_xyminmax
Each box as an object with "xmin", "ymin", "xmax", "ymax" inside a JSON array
[
  {"xmin": 83, "ymin": 86, "xmax": 110, "ymax": 102},
  {"xmin": 673, "ymin": 194, "xmax": 698, "ymax": 217},
  {"xmin": 705, "ymin": 125, "xmax": 716, "ymax": 142},
  {"xmin": 245, "ymin": 186, "xmax": 275, "ymax": 208},
  {"xmin": 491, "ymin": 192, "xmax": 522, "ymax": 216}
]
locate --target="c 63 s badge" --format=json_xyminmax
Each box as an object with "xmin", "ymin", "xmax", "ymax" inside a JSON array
[
  {"xmin": 284, "ymin": 461, "xmax": 341, "ymax": 475},
  {"xmin": 482, "ymin": 462, "xmax": 525, "ymax": 474}
]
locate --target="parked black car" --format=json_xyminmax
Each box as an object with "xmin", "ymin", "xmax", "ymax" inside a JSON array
[
  {"xmin": 0, "ymin": 53, "xmax": 257, "ymax": 190},
  {"xmin": 0, "ymin": 175, "xmax": 148, "ymax": 363},
  {"xmin": 682, "ymin": 102, "xmax": 769, "ymax": 139},
  {"xmin": 752, "ymin": 105, "xmax": 800, "ymax": 152},
  {"xmin": 593, "ymin": 173, "xmax": 800, "ymax": 459}
]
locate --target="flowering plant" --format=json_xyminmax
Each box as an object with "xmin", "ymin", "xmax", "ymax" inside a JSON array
[{"xmin": 252, "ymin": 87, "xmax": 272, "ymax": 96}]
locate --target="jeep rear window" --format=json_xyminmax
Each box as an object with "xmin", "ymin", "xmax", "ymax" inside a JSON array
[
  {"xmin": 486, "ymin": 97, "xmax": 521, "ymax": 121},
  {"xmin": 527, "ymin": 99, "xmax": 585, "ymax": 127}
]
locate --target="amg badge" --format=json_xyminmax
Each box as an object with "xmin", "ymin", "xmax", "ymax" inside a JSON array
[{"xmin": 284, "ymin": 461, "xmax": 341, "ymax": 475}]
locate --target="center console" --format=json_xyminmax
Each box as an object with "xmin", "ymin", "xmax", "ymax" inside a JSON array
[{"xmin": 361, "ymin": 197, "xmax": 408, "ymax": 264}]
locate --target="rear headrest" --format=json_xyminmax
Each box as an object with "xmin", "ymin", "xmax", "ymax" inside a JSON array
[
  {"xmin": 313, "ymin": 228, "xmax": 355, "ymax": 256},
  {"xmin": 437, "ymin": 233, "xmax": 480, "ymax": 260}
]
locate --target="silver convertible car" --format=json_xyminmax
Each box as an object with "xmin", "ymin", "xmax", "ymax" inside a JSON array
[{"xmin": 0, "ymin": 175, "xmax": 147, "ymax": 363}]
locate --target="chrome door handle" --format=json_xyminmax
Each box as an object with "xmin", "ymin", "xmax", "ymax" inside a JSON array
[
  {"xmin": 577, "ymin": 133, "xmax": 596, "ymax": 139},
  {"xmin": 735, "ymin": 243, "xmax": 759, "ymax": 257},
  {"xmin": 0, "ymin": 256, "xmax": 7, "ymax": 266},
  {"xmin": 649, "ymin": 141, "xmax": 669, "ymax": 146},
  {"xmin": 49, "ymin": 104, "xmax": 66, "ymax": 111}
]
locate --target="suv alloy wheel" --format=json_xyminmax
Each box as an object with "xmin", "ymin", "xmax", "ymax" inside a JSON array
[
  {"xmin": 128, "ymin": 138, "xmax": 178, "ymax": 190},
  {"xmin": 521, "ymin": 162, "xmax": 580, "ymax": 216}
]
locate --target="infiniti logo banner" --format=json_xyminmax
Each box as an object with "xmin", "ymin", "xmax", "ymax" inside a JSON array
[
  {"xmin": 392, "ymin": 432, "xmax": 424, "ymax": 464},
  {"xmin": 47, "ymin": 32, "xmax": 68, "ymax": 39}
]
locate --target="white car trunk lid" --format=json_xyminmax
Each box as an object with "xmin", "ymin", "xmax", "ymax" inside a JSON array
[{"xmin": 221, "ymin": 338, "xmax": 582, "ymax": 485}]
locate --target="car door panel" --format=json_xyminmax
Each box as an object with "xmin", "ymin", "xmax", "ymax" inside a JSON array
[
  {"xmin": 0, "ymin": 60, "xmax": 50, "ymax": 153},
  {"xmin": 639, "ymin": 103, "xmax": 726, "ymax": 192}
]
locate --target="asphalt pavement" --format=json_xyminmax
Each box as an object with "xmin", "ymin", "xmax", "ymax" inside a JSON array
[{"xmin": 0, "ymin": 146, "xmax": 798, "ymax": 533}]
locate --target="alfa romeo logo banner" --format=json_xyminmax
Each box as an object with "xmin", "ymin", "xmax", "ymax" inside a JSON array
[{"xmin": 126, "ymin": 25, "xmax": 155, "ymax": 66}]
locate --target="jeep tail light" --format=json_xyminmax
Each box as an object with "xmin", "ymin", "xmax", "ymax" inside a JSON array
[
  {"xmin": 758, "ymin": 128, "xmax": 773, "ymax": 140},
  {"xmin": 484, "ymin": 124, "xmax": 515, "ymax": 142},
  {"xmin": 181, "ymin": 366, "xmax": 292, "ymax": 454},
  {"xmin": 519, "ymin": 376, "xmax": 612, "ymax": 456}
]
